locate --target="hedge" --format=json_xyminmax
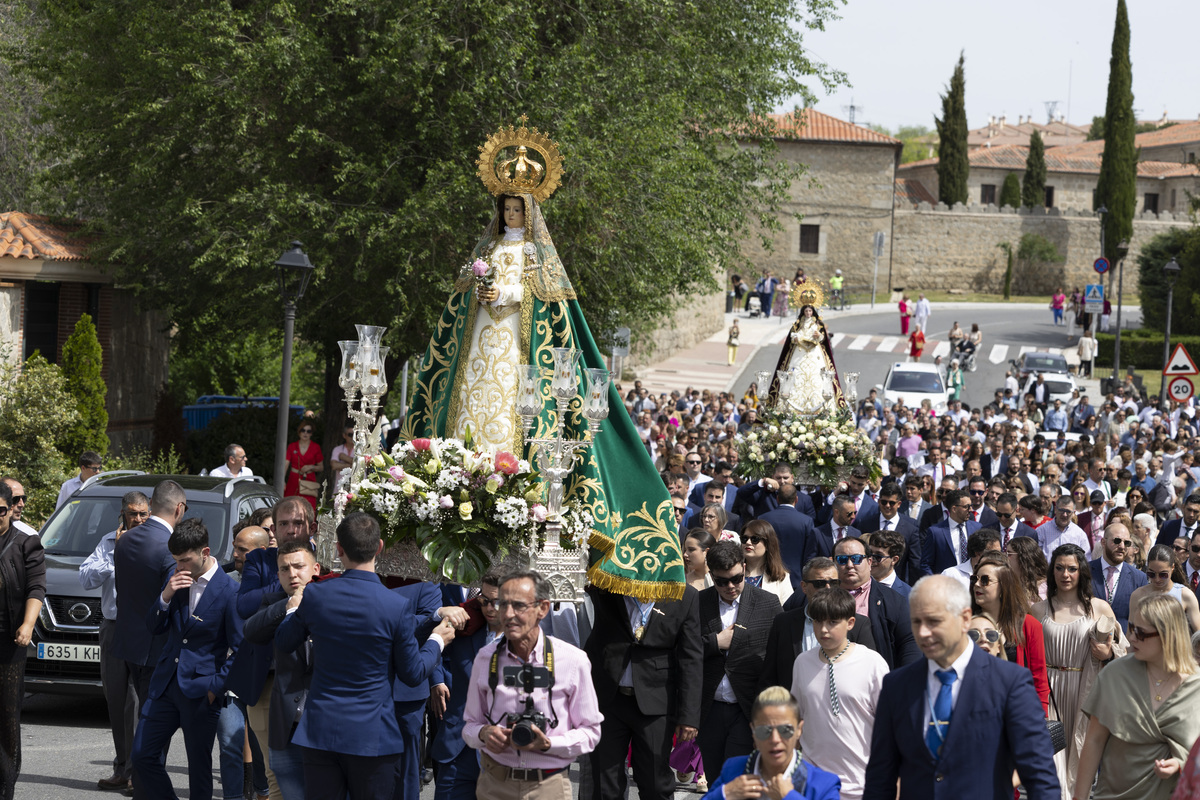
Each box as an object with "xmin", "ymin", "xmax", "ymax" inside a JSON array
[{"xmin": 1096, "ymin": 331, "xmax": 1200, "ymax": 370}]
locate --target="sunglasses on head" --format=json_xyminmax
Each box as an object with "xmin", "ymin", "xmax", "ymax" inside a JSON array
[
  {"xmin": 753, "ymin": 723, "xmax": 796, "ymax": 741},
  {"xmin": 1128, "ymin": 624, "xmax": 1159, "ymax": 642},
  {"xmin": 834, "ymin": 554, "xmax": 866, "ymax": 566},
  {"xmin": 969, "ymin": 574, "xmax": 996, "ymax": 587},
  {"xmin": 713, "ymin": 573, "xmax": 744, "ymax": 588},
  {"xmin": 968, "ymin": 629, "xmax": 1000, "ymax": 644}
]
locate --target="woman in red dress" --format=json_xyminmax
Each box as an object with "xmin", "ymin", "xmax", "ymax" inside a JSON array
[
  {"xmin": 899, "ymin": 293, "xmax": 910, "ymax": 335},
  {"xmin": 907, "ymin": 328, "xmax": 925, "ymax": 361},
  {"xmin": 284, "ymin": 421, "xmax": 324, "ymax": 510}
]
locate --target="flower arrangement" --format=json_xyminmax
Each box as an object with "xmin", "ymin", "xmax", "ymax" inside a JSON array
[
  {"xmin": 330, "ymin": 435, "xmax": 590, "ymax": 585},
  {"xmin": 737, "ymin": 407, "xmax": 881, "ymax": 485},
  {"xmin": 470, "ymin": 258, "xmax": 494, "ymax": 294}
]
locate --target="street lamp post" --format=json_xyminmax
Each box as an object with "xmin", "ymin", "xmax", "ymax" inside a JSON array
[
  {"xmin": 273, "ymin": 242, "xmax": 316, "ymax": 494},
  {"xmin": 1160, "ymin": 257, "xmax": 1182, "ymax": 407},
  {"xmin": 1111, "ymin": 239, "xmax": 1130, "ymax": 382}
]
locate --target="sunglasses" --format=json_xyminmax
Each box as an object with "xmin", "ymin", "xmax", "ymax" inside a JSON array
[
  {"xmin": 968, "ymin": 629, "xmax": 1000, "ymax": 643},
  {"xmin": 867, "ymin": 552, "xmax": 887, "ymax": 563},
  {"xmin": 969, "ymin": 489, "xmax": 986, "ymax": 496},
  {"xmin": 686, "ymin": 460, "xmax": 702, "ymax": 465},
  {"xmin": 743, "ymin": 536, "xmax": 766, "ymax": 546},
  {"xmin": 803, "ymin": 579, "xmax": 836, "ymax": 590},
  {"xmin": 1174, "ymin": 545, "xmax": 1189, "ymax": 553},
  {"xmin": 1148, "ymin": 570, "xmax": 1172, "ymax": 581},
  {"xmin": 1128, "ymin": 624, "xmax": 1160, "ymax": 642},
  {"xmin": 879, "ymin": 498, "xmax": 900, "ymax": 507},
  {"xmin": 969, "ymin": 574, "xmax": 996, "ymax": 587},
  {"xmin": 1108, "ymin": 538, "xmax": 1133, "ymax": 547},
  {"xmin": 9, "ymin": 495, "xmax": 24, "ymax": 504},
  {"xmin": 834, "ymin": 554, "xmax": 866, "ymax": 566},
  {"xmin": 673, "ymin": 507, "xmax": 686, "ymax": 516},
  {"xmin": 1192, "ymin": 545, "xmax": 1200, "ymax": 554},
  {"xmin": 713, "ymin": 573, "xmax": 744, "ymax": 588},
  {"xmin": 752, "ymin": 724, "xmax": 796, "ymax": 741}
]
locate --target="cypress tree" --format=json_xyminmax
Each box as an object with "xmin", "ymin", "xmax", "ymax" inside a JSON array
[
  {"xmin": 1021, "ymin": 130, "xmax": 1047, "ymax": 208},
  {"xmin": 934, "ymin": 52, "xmax": 969, "ymax": 206},
  {"xmin": 60, "ymin": 313, "xmax": 109, "ymax": 457},
  {"xmin": 999, "ymin": 173, "xmax": 1021, "ymax": 208},
  {"xmin": 1095, "ymin": 0, "xmax": 1136, "ymax": 266}
]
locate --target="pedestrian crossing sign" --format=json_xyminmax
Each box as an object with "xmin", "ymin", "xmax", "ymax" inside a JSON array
[
  {"xmin": 1084, "ymin": 284, "xmax": 1104, "ymax": 314},
  {"xmin": 1164, "ymin": 343, "xmax": 1199, "ymax": 376}
]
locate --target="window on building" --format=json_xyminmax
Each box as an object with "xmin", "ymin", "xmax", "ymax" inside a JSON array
[
  {"xmin": 1044, "ymin": 187, "xmax": 1055, "ymax": 208},
  {"xmin": 1144, "ymin": 193, "xmax": 1159, "ymax": 214},
  {"xmin": 1171, "ymin": 189, "xmax": 1177, "ymax": 210},
  {"xmin": 799, "ymin": 224, "xmax": 820, "ymax": 254},
  {"xmin": 25, "ymin": 281, "xmax": 60, "ymax": 363},
  {"xmin": 980, "ymin": 184, "xmax": 996, "ymax": 206}
]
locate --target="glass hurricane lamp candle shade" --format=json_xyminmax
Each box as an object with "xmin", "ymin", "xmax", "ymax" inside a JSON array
[
  {"xmin": 360, "ymin": 346, "xmax": 389, "ymax": 399},
  {"xmin": 583, "ymin": 368, "xmax": 611, "ymax": 433},
  {"xmin": 775, "ymin": 369, "xmax": 797, "ymax": 402},
  {"xmin": 516, "ymin": 364, "xmax": 544, "ymax": 431},
  {"xmin": 756, "ymin": 370, "xmax": 773, "ymax": 400},
  {"xmin": 844, "ymin": 371, "xmax": 859, "ymax": 403},
  {"xmin": 551, "ymin": 348, "xmax": 581, "ymax": 400},
  {"xmin": 338, "ymin": 340, "xmax": 360, "ymax": 394}
]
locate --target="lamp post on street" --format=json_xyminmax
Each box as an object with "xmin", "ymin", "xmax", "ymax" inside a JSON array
[
  {"xmin": 1111, "ymin": 239, "xmax": 1130, "ymax": 382},
  {"xmin": 1160, "ymin": 257, "xmax": 1181, "ymax": 407},
  {"xmin": 273, "ymin": 242, "xmax": 316, "ymax": 494}
]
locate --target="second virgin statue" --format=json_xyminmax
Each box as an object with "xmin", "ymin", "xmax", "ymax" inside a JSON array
[
  {"xmin": 403, "ymin": 122, "xmax": 683, "ymax": 600},
  {"xmin": 768, "ymin": 299, "xmax": 847, "ymax": 413}
]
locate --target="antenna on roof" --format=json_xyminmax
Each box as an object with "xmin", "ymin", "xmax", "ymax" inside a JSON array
[
  {"xmin": 1043, "ymin": 101, "xmax": 1060, "ymax": 124},
  {"xmin": 843, "ymin": 97, "xmax": 864, "ymax": 125}
]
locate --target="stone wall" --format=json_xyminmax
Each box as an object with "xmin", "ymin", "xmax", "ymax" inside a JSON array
[
  {"xmin": 890, "ymin": 203, "xmax": 1192, "ymax": 294},
  {"xmin": 629, "ymin": 271, "xmax": 726, "ymax": 370}
]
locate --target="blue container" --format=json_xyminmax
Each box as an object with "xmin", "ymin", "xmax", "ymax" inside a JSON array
[{"xmin": 183, "ymin": 396, "xmax": 305, "ymax": 432}]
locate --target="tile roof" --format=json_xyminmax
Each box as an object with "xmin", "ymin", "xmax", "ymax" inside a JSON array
[
  {"xmin": 967, "ymin": 118, "xmax": 1090, "ymax": 150},
  {"xmin": 0, "ymin": 212, "xmax": 88, "ymax": 261},
  {"xmin": 1052, "ymin": 120, "xmax": 1200, "ymax": 158},
  {"xmin": 768, "ymin": 110, "xmax": 901, "ymax": 146},
  {"xmin": 897, "ymin": 144, "xmax": 1200, "ymax": 179},
  {"xmin": 894, "ymin": 179, "xmax": 936, "ymax": 206}
]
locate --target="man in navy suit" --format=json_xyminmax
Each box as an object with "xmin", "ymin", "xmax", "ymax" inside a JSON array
[
  {"xmin": 1155, "ymin": 493, "xmax": 1200, "ymax": 548},
  {"xmin": 966, "ymin": 477, "xmax": 999, "ymax": 529},
  {"xmin": 922, "ymin": 489, "xmax": 981, "ymax": 576},
  {"xmin": 834, "ymin": 537, "xmax": 919, "ymax": 670},
  {"xmin": 734, "ymin": 463, "xmax": 815, "ymax": 520},
  {"xmin": 918, "ymin": 476, "xmax": 958, "ymax": 532},
  {"xmin": 979, "ymin": 439, "xmax": 1009, "ymax": 481},
  {"xmin": 858, "ymin": 482, "xmax": 923, "ymax": 584},
  {"xmin": 863, "ymin": 575, "xmax": 1060, "ymax": 800},
  {"xmin": 1090, "ymin": 522, "xmax": 1148, "ymax": 633},
  {"xmin": 275, "ymin": 512, "xmax": 457, "ymax": 799},
  {"xmin": 900, "ymin": 475, "xmax": 931, "ymax": 524},
  {"xmin": 814, "ymin": 496, "xmax": 861, "ymax": 559},
  {"xmin": 686, "ymin": 461, "xmax": 736, "ymax": 510},
  {"xmin": 131, "ymin": 517, "xmax": 244, "ymax": 800},
  {"xmin": 867, "ymin": 530, "xmax": 911, "ymax": 598},
  {"xmin": 839, "ymin": 464, "xmax": 879, "ymax": 527},
  {"xmin": 994, "ymin": 493, "xmax": 1037, "ymax": 552},
  {"xmin": 430, "ymin": 575, "xmax": 504, "ymax": 800},
  {"xmin": 758, "ymin": 484, "xmax": 819, "ymax": 593}
]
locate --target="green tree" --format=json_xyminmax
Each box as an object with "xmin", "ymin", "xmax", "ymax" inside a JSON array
[
  {"xmin": 19, "ymin": 0, "xmax": 846, "ymax": 421},
  {"xmin": 1094, "ymin": 0, "xmax": 1136, "ymax": 269},
  {"xmin": 934, "ymin": 52, "xmax": 969, "ymax": 206},
  {"xmin": 1021, "ymin": 130, "xmax": 1047, "ymax": 209},
  {"xmin": 997, "ymin": 241, "xmax": 1014, "ymax": 299},
  {"xmin": 999, "ymin": 173, "xmax": 1021, "ymax": 208},
  {"xmin": 1017, "ymin": 233, "xmax": 1063, "ymax": 266},
  {"xmin": 1087, "ymin": 115, "xmax": 1105, "ymax": 142},
  {"xmin": 1136, "ymin": 226, "xmax": 1200, "ymax": 336},
  {"xmin": 60, "ymin": 312, "xmax": 108, "ymax": 457},
  {"xmin": 871, "ymin": 123, "xmax": 934, "ymax": 164}
]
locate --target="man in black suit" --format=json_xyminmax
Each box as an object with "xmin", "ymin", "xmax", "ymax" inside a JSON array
[
  {"xmin": 815, "ymin": 495, "xmax": 860, "ymax": 557},
  {"xmin": 918, "ymin": 476, "xmax": 958, "ymax": 532},
  {"xmin": 966, "ymin": 476, "xmax": 999, "ymax": 529},
  {"xmin": 696, "ymin": 542, "xmax": 781, "ymax": 782},
  {"xmin": 922, "ymin": 489, "xmax": 981, "ymax": 576},
  {"xmin": 995, "ymin": 492, "xmax": 1038, "ymax": 552},
  {"xmin": 1156, "ymin": 493, "xmax": 1200, "ymax": 548},
  {"xmin": 979, "ymin": 438, "xmax": 1009, "ymax": 481},
  {"xmin": 758, "ymin": 484, "xmax": 818, "ymax": 593},
  {"xmin": 733, "ymin": 462, "xmax": 815, "ymax": 521},
  {"xmin": 683, "ymin": 480, "xmax": 743, "ymax": 533},
  {"xmin": 834, "ymin": 536, "xmax": 919, "ymax": 669},
  {"xmin": 760, "ymin": 557, "xmax": 876, "ymax": 689},
  {"xmin": 899, "ymin": 474, "xmax": 931, "ymax": 524},
  {"xmin": 858, "ymin": 482, "xmax": 923, "ymax": 584},
  {"xmin": 587, "ymin": 584, "xmax": 702, "ymax": 800}
]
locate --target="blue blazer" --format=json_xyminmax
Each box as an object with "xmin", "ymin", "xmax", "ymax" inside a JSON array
[
  {"xmin": 230, "ymin": 546, "xmax": 283, "ymax": 704},
  {"xmin": 814, "ymin": 523, "xmax": 862, "ymax": 559},
  {"xmin": 275, "ymin": 570, "xmax": 442, "ymax": 757},
  {"xmin": 431, "ymin": 617, "xmax": 490, "ymax": 763},
  {"xmin": 855, "ymin": 495, "xmax": 880, "ymax": 530},
  {"xmin": 888, "ymin": 577, "xmax": 912, "ymax": 599},
  {"xmin": 1156, "ymin": 519, "xmax": 1197, "ymax": 550},
  {"xmin": 702, "ymin": 754, "xmax": 840, "ymax": 800},
  {"xmin": 112, "ymin": 517, "xmax": 176, "ymax": 666},
  {"xmin": 922, "ymin": 520, "xmax": 981, "ymax": 576},
  {"xmin": 758, "ymin": 505, "xmax": 818, "ymax": 593},
  {"xmin": 735, "ymin": 481, "xmax": 815, "ymax": 520},
  {"xmin": 391, "ymin": 581, "xmax": 444, "ymax": 702},
  {"xmin": 145, "ymin": 566, "xmax": 243, "ymax": 701},
  {"xmin": 687, "ymin": 482, "xmax": 737, "ymax": 514},
  {"xmin": 865, "ymin": 580, "xmax": 920, "ymax": 670},
  {"xmin": 1089, "ymin": 558, "xmax": 1148, "ymax": 633},
  {"xmin": 863, "ymin": 647, "xmax": 1060, "ymax": 800},
  {"xmin": 857, "ymin": 513, "xmax": 924, "ymax": 585}
]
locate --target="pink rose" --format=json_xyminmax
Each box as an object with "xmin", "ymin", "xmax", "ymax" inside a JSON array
[
  {"xmin": 471, "ymin": 259, "xmax": 489, "ymax": 278},
  {"xmin": 387, "ymin": 465, "xmax": 406, "ymax": 481},
  {"xmin": 411, "ymin": 438, "xmax": 431, "ymax": 451},
  {"xmin": 438, "ymin": 495, "xmax": 454, "ymax": 509},
  {"xmin": 494, "ymin": 451, "xmax": 520, "ymax": 475},
  {"xmin": 531, "ymin": 504, "xmax": 548, "ymax": 523}
]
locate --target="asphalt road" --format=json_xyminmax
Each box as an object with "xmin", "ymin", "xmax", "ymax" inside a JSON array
[{"xmin": 742, "ymin": 303, "xmax": 1143, "ymax": 410}]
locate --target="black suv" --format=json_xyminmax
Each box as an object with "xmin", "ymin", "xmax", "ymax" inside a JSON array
[{"xmin": 27, "ymin": 472, "xmax": 278, "ymax": 695}]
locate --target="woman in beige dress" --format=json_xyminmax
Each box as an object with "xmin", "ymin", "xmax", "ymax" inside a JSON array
[{"xmin": 1032, "ymin": 544, "xmax": 1123, "ymax": 799}]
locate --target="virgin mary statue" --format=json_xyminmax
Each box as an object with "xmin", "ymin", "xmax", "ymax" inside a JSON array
[
  {"xmin": 403, "ymin": 122, "xmax": 683, "ymax": 600},
  {"xmin": 768, "ymin": 288, "xmax": 848, "ymax": 413}
]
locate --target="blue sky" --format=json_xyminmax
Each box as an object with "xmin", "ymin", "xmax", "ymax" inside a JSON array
[{"xmin": 781, "ymin": 0, "xmax": 1195, "ymax": 132}]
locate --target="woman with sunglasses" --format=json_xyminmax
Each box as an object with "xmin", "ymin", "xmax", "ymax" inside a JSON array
[
  {"xmin": 741, "ymin": 520, "xmax": 793, "ymax": 606},
  {"xmin": 971, "ymin": 551, "xmax": 1050, "ymax": 713},
  {"xmin": 1032, "ymin": 544, "xmax": 1125, "ymax": 798},
  {"xmin": 1075, "ymin": 595, "xmax": 1200, "ymax": 800},
  {"xmin": 701, "ymin": 686, "xmax": 840, "ymax": 800},
  {"xmin": 284, "ymin": 421, "xmax": 324, "ymax": 510},
  {"xmin": 1128, "ymin": 545, "xmax": 1200, "ymax": 633},
  {"xmin": 968, "ymin": 612, "xmax": 1006, "ymax": 659},
  {"xmin": 683, "ymin": 529, "xmax": 717, "ymax": 592}
]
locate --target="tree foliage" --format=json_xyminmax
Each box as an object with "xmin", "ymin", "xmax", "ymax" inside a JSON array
[
  {"xmin": 1087, "ymin": 114, "xmax": 1175, "ymax": 142},
  {"xmin": 19, "ymin": 0, "xmax": 846, "ymax": 415},
  {"xmin": 870, "ymin": 123, "xmax": 934, "ymax": 164},
  {"xmin": 60, "ymin": 312, "xmax": 109, "ymax": 457},
  {"xmin": 0, "ymin": 2, "xmax": 49, "ymax": 210},
  {"xmin": 1016, "ymin": 233, "xmax": 1063, "ymax": 266},
  {"xmin": 934, "ymin": 52, "xmax": 969, "ymax": 206},
  {"xmin": 0, "ymin": 355, "xmax": 77, "ymax": 525},
  {"xmin": 997, "ymin": 241, "xmax": 1014, "ymax": 299},
  {"xmin": 1137, "ymin": 226, "xmax": 1200, "ymax": 337},
  {"xmin": 999, "ymin": 173, "xmax": 1021, "ymax": 209},
  {"xmin": 1094, "ymin": 0, "xmax": 1136, "ymax": 267},
  {"xmin": 1021, "ymin": 131, "xmax": 1047, "ymax": 209}
]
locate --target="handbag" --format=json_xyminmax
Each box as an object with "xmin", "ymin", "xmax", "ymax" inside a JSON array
[
  {"xmin": 298, "ymin": 476, "xmax": 320, "ymax": 497},
  {"xmin": 1046, "ymin": 686, "xmax": 1067, "ymax": 754}
]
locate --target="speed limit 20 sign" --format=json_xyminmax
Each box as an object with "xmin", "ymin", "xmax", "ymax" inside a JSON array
[{"xmin": 1168, "ymin": 376, "xmax": 1195, "ymax": 403}]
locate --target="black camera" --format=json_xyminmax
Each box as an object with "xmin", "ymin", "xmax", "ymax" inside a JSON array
[
  {"xmin": 501, "ymin": 663, "xmax": 553, "ymax": 747},
  {"xmin": 506, "ymin": 709, "xmax": 549, "ymax": 748}
]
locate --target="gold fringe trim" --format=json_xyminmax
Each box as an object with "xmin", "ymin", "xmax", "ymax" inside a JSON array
[{"xmin": 585, "ymin": 528, "xmax": 684, "ymax": 602}]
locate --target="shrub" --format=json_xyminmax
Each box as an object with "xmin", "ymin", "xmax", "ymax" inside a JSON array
[{"xmin": 60, "ymin": 313, "xmax": 109, "ymax": 457}]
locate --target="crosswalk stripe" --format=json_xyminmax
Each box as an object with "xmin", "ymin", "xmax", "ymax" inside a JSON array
[
  {"xmin": 848, "ymin": 335, "xmax": 871, "ymax": 351},
  {"xmin": 1018, "ymin": 346, "xmax": 1035, "ymax": 357},
  {"xmin": 830, "ymin": 333, "xmax": 845, "ymax": 349},
  {"xmin": 877, "ymin": 337, "xmax": 899, "ymax": 352},
  {"xmin": 932, "ymin": 341, "xmax": 950, "ymax": 358},
  {"xmin": 989, "ymin": 344, "xmax": 1008, "ymax": 364},
  {"xmin": 1048, "ymin": 347, "xmax": 1063, "ymax": 356}
]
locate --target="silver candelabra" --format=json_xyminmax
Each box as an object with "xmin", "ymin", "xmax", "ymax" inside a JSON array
[{"xmin": 335, "ymin": 324, "xmax": 390, "ymax": 515}]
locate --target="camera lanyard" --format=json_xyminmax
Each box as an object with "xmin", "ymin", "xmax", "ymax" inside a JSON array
[{"xmin": 483, "ymin": 635, "xmax": 560, "ymax": 730}]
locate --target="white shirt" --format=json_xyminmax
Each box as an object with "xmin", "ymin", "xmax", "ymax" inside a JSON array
[
  {"xmin": 1185, "ymin": 562, "xmax": 1200, "ymax": 588},
  {"xmin": 922, "ymin": 642, "xmax": 977, "ymax": 736},
  {"xmin": 940, "ymin": 562, "xmax": 973, "ymax": 589},
  {"xmin": 211, "ymin": 464, "xmax": 254, "ymax": 478},
  {"xmin": 1035, "ymin": 519, "xmax": 1090, "ymax": 562},
  {"xmin": 620, "ymin": 597, "xmax": 656, "ymax": 687},
  {"xmin": 149, "ymin": 514, "xmax": 175, "ymax": 534},
  {"xmin": 160, "ymin": 557, "xmax": 220, "ymax": 614},
  {"xmin": 878, "ymin": 571, "xmax": 898, "ymax": 588},
  {"xmin": 877, "ymin": 513, "xmax": 900, "ymax": 531},
  {"xmin": 55, "ymin": 475, "xmax": 85, "ymax": 510},
  {"xmin": 713, "ymin": 597, "xmax": 740, "ymax": 704}
]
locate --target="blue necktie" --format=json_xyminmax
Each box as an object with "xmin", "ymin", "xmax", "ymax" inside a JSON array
[{"xmin": 925, "ymin": 669, "xmax": 957, "ymax": 759}]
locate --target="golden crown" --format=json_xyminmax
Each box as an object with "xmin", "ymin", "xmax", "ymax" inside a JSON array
[
  {"xmin": 476, "ymin": 117, "xmax": 565, "ymax": 204},
  {"xmin": 790, "ymin": 280, "xmax": 827, "ymax": 310}
]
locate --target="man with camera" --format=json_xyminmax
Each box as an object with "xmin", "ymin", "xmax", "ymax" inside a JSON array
[{"xmin": 463, "ymin": 570, "xmax": 601, "ymax": 799}]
